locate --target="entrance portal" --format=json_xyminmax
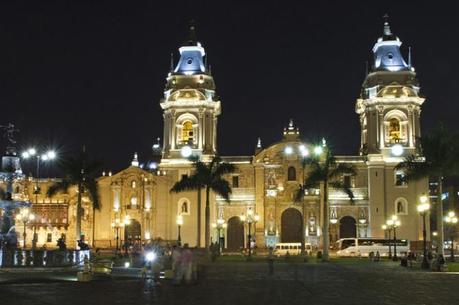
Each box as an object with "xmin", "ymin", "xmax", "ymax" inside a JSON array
[
  {"xmin": 281, "ymin": 208, "xmax": 303, "ymax": 243},
  {"xmin": 227, "ymin": 216, "xmax": 244, "ymax": 251},
  {"xmin": 339, "ymin": 216, "xmax": 356, "ymax": 238}
]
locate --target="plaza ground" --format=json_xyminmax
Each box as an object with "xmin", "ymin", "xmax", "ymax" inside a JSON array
[{"xmin": 0, "ymin": 259, "xmax": 458, "ymax": 305}]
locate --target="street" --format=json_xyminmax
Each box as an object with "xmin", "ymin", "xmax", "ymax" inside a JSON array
[{"xmin": 0, "ymin": 261, "xmax": 457, "ymax": 305}]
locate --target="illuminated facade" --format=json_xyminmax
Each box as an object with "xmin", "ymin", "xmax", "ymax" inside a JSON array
[{"xmin": 11, "ymin": 21, "xmax": 429, "ymax": 250}]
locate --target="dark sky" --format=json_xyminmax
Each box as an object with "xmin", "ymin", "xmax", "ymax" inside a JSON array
[{"xmin": 1, "ymin": 1, "xmax": 458, "ymax": 173}]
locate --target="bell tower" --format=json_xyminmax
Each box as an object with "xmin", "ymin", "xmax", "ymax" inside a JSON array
[
  {"xmin": 355, "ymin": 17, "xmax": 425, "ymax": 159},
  {"xmin": 160, "ymin": 24, "xmax": 221, "ymax": 164}
]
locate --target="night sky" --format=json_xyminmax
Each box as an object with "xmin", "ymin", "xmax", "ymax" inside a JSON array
[{"xmin": 1, "ymin": 1, "xmax": 458, "ymax": 174}]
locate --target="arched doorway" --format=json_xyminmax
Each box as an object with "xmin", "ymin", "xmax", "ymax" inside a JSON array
[
  {"xmin": 339, "ymin": 216, "xmax": 356, "ymax": 239},
  {"xmin": 126, "ymin": 219, "xmax": 142, "ymax": 246},
  {"xmin": 227, "ymin": 216, "xmax": 244, "ymax": 251},
  {"xmin": 281, "ymin": 208, "xmax": 303, "ymax": 243}
]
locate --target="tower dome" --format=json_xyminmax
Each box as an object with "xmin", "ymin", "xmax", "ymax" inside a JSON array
[{"xmin": 372, "ymin": 16, "xmax": 409, "ymax": 72}]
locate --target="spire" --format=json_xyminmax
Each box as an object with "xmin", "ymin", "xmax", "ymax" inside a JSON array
[
  {"xmin": 255, "ymin": 137, "xmax": 262, "ymax": 154},
  {"xmin": 170, "ymin": 53, "xmax": 174, "ymax": 72},
  {"xmin": 371, "ymin": 15, "xmax": 409, "ymax": 72},
  {"xmin": 383, "ymin": 14, "xmax": 392, "ymax": 37},
  {"xmin": 173, "ymin": 21, "xmax": 206, "ymax": 75},
  {"xmin": 131, "ymin": 152, "xmax": 139, "ymax": 167},
  {"xmin": 184, "ymin": 20, "xmax": 198, "ymax": 46},
  {"xmin": 408, "ymin": 46, "xmax": 412, "ymax": 68},
  {"xmin": 283, "ymin": 119, "xmax": 300, "ymax": 140}
]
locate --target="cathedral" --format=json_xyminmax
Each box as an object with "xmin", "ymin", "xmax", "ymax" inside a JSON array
[{"xmin": 7, "ymin": 19, "xmax": 428, "ymax": 251}]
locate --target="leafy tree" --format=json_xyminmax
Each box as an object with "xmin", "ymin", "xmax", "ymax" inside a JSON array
[
  {"xmin": 397, "ymin": 123, "xmax": 459, "ymax": 256},
  {"xmin": 47, "ymin": 149, "xmax": 102, "ymax": 248},
  {"xmin": 171, "ymin": 155, "xmax": 235, "ymax": 249},
  {"xmin": 297, "ymin": 146, "xmax": 355, "ymax": 261}
]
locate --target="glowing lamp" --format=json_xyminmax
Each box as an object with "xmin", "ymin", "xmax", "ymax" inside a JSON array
[
  {"xmin": 314, "ymin": 146, "xmax": 323, "ymax": 156},
  {"xmin": 180, "ymin": 146, "xmax": 192, "ymax": 158},
  {"xmin": 391, "ymin": 144, "xmax": 404, "ymax": 156}
]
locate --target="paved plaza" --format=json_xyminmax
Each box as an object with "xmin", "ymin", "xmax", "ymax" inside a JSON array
[{"xmin": 0, "ymin": 261, "xmax": 458, "ymax": 305}]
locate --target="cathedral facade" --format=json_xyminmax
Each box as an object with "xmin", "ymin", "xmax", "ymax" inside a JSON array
[{"xmin": 11, "ymin": 21, "xmax": 429, "ymax": 250}]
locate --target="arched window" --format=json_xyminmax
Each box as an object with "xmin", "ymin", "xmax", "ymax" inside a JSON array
[
  {"xmin": 389, "ymin": 118, "xmax": 400, "ymax": 142},
  {"xmin": 287, "ymin": 166, "xmax": 296, "ymax": 181},
  {"xmin": 394, "ymin": 197, "xmax": 408, "ymax": 215},
  {"xmin": 178, "ymin": 198, "xmax": 191, "ymax": 215},
  {"xmin": 384, "ymin": 110, "xmax": 408, "ymax": 145},
  {"xmin": 181, "ymin": 121, "xmax": 194, "ymax": 143}
]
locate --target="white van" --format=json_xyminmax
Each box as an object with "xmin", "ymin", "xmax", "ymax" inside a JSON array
[{"xmin": 273, "ymin": 243, "xmax": 312, "ymax": 256}]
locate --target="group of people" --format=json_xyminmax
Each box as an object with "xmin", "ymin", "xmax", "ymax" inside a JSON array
[
  {"xmin": 171, "ymin": 243, "xmax": 194, "ymax": 285},
  {"xmin": 400, "ymin": 251, "xmax": 446, "ymax": 271}
]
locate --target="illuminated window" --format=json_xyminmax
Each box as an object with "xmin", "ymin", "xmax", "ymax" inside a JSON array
[
  {"xmin": 394, "ymin": 170, "xmax": 407, "ymax": 186},
  {"xmin": 389, "ymin": 118, "xmax": 400, "ymax": 142},
  {"xmin": 130, "ymin": 196, "xmax": 138, "ymax": 208},
  {"xmin": 131, "ymin": 180, "xmax": 136, "ymax": 188},
  {"xmin": 47, "ymin": 233, "xmax": 52, "ymax": 242},
  {"xmin": 287, "ymin": 166, "xmax": 296, "ymax": 181},
  {"xmin": 181, "ymin": 121, "xmax": 194, "ymax": 143}
]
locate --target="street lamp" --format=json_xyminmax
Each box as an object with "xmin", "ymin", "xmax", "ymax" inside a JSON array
[
  {"xmin": 123, "ymin": 215, "xmax": 131, "ymax": 254},
  {"xmin": 176, "ymin": 214, "xmax": 184, "ymax": 246},
  {"xmin": 111, "ymin": 218, "xmax": 125, "ymax": 253},
  {"xmin": 240, "ymin": 209, "xmax": 260, "ymax": 260},
  {"xmin": 417, "ymin": 194, "xmax": 431, "ymax": 269},
  {"xmin": 21, "ymin": 148, "xmax": 57, "ymax": 203},
  {"xmin": 382, "ymin": 224, "xmax": 392, "ymax": 258},
  {"xmin": 386, "ymin": 215, "xmax": 401, "ymax": 261},
  {"xmin": 212, "ymin": 218, "xmax": 227, "ymax": 253},
  {"xmin": 16, "ymin": 208, "xmax": 35, "ymax": 249},
  {"xmin": 444, "ymin": 211, "xmax": 458, "ymax": 262}
]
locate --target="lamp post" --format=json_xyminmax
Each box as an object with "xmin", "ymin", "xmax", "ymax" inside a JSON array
[
  {"xmin": 212, "ymin": 218, "xmax": 227, "ymax": 253},
  {"xmin": 22, "ymin": 148, "xmax": 56, "ymax": 249},
  {"xmin": 21, "ymin": 148, "xmax": 57, "ymax": 201},
  {"xmin": 330, "ymin": 211, "xmax": 338, "ymax": 244},
  {"xmin": 386, "ymin": 215, "xmax": 401, "ymax": 261},
  {"xmin": 444, "ymin": 211, "xmax": 458, "ymax": 262},
  {"xmin": 240, "ymin": 209, "xmax": 260, "ymax": 260},
  {"xmin": 176, "ymin": 214, "xmax": 183, "ymax": 246},
  {"xmin": 123, "ymin": 215, "xmax": 131, "ymax": 255},
  {"xmin": 111, "ymin": 218, "xmax": 125, "ymax": 253},
  {"xmin": 15, "ymin": 208, "xmax": 35, "ymax": 249},
  {"xmin": 358, "ymin": 217, "xmax": 367, "ymax": 238},
  {"xmin": 381, "ymin": 224, "xmax": 392, "ymax": 258},
  {"xmin": 417, "ymin": 194, "xmax": 431, "ymax": 269}
]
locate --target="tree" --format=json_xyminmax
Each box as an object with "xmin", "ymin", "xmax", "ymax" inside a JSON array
[
  {"xmin": 171, "ymin": 155, "xmax": 236, "ymax": 249},
  {"xmin": 297, "ymin": 146, "xmax": 356, "ymax": 261},
  {"xmin": 47, "ymin": 149, "xmax": 102, "ymax": 248},
  {"xmin": 396, "ymin": 123, "xmax": 459, "ymax": 256}
]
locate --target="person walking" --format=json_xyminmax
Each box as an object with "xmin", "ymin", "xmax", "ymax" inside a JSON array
[
  {"xmin": 181, "ymin": 244, "xmax": 193, "ymax": 284},
  {"xmin": 268, "ymin": 247, "xmax": 274, "ymax": 275},
  {"xmin": 172, "ymin": 245, "xmax": 182, "ymax": 284}
]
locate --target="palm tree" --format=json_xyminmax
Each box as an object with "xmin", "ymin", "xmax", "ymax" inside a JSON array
[
  {"xmin": 171, "ymin": 155, "xmax": 236, "ymax": 249},
  {"xmin": 47, "ymin": 148, "xmax": 102, "ymax": 248},
  {"xmin": 397, "ymin": 123, "xmax": 459, "ymax": 256},
  {"xmin": 298, "ymin": 146, "xmax": 356, "ymax": 261}
]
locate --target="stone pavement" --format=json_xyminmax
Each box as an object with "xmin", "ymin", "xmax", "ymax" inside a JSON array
[{"xmin": 0, "ymin": 261, "xmax": 457, "ymax": 305}]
